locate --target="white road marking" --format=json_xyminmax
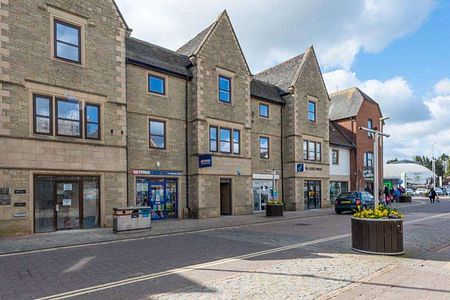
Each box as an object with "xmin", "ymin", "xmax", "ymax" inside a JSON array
[
  {"xmin": 63, "ymin": 256, "xmax": 95, "ymax": 273},
  {"xmin": 36, "ymin": 212, "xmax": 450, "ymax": 300},
  {"xmin": 0, "ymin": 200, "xmax": 428, "ymax": 258},
  {"xmin": 0, "ymin": 213, "xmax": 331, "ymax": 258}
]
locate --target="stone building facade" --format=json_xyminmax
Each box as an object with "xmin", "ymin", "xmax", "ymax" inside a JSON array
[
  {"xmin": 1, "ymin": 5, "xmax": 344, "ymax": 236},
  {"xmin": 0, "ymin": 0, "xmax": 129, "ymax": 236}
]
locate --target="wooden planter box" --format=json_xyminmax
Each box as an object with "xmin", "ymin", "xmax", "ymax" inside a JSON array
[
  {"xmin": 399, "ymin": 195, "xmax": 412, "ymax": 203},
  {"xmin": 351, "ymin": 217, "xmax": 404, "ymax": 255},
  {"xmin": 266, "ymin": 204, "xmax": 284, "ymax": 217}
]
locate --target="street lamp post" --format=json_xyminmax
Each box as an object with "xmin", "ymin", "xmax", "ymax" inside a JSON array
[
  {"xmin": 359, "ymin": 125, "xmax": 390, "ymax": 207},
  {"xmin": 431, "ymin": 142, "xmax": 437, "ymax": 189}
]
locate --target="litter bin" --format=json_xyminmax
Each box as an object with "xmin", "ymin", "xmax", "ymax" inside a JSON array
[{"xmin": 113, "ymin": 206, "xmax": 151, "ymax": 233}]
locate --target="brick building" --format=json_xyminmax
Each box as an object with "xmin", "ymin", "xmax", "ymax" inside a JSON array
[
  {"xmin": 1, "ymin": 4, "xmax": 336, "ymax": 236},
  {"xmin": 329, "ymin": 88, "xmax": 384, "ymax": 194}
]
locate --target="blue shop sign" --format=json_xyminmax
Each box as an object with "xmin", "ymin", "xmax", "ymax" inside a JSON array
[
  {"xmin": 132, "ymin": 170, "xmax": 183, "ymax": 176},
  {"xmin": 296, "ymin": 163, "xmax": 305, "ymax": 173},
  {"xmin": 199, "ymin": 154, "xmax": 213, "ymax": 168}
]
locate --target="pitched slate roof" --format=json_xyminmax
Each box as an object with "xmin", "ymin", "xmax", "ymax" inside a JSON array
[
  {"xmin": 254, "ymin": 54, "xmax": 305, "ymax": 92},
  {"xmin": 250, "ymin": 79, "xmax": 285, "ymax": 104},
  {"xmin": 126, "ymin": 37, "xmax": 192, "ymax": 77},
  {"xmin": 329, "ymin": 122, "xmax": 355, "ymax": 148},
  {"xmin": 177, "ymin": 23, "xmax": 214, "ymax": 56},
  {"xmin": 329, "ymin": 87, "xmax": 381, "ymax": 121}
]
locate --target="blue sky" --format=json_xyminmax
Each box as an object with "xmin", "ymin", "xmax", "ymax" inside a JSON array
[
  {"xmin": 116, "ymin": 0, "xmax": 450, "ymax": 161},
  {"xmin": 353, "ymin": 0, "xmax": 450, "ymax": 93}
]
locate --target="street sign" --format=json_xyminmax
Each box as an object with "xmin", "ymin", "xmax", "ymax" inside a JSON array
[{"xmin": 296, "ymin": 163, "xmax": 305, "ymax": 173}]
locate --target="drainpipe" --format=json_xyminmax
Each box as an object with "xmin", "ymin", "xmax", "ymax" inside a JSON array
[
  {"xmin": 281, "ymin": 104, "xmax": 285, "ymax": 210},
  {"xmin": 184, "ymin": 78, "xmax": 190, "ymax": 217}
]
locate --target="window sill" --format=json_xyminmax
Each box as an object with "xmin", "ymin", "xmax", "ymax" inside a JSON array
[
  {"xmin": 52, "ymin": 57, "xmax": 85, "ymax": 68},
  {"xmin": 147, "ymin": 91, "xmax": 168, "ymax": 99}
]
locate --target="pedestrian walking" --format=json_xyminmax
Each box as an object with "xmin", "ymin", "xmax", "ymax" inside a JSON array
[
  {"xmin": 429, "ymin": 187, "xmax": 437, "ymax": 204},
  {"xmin": 394, "ymin": 188, "xmax": 401, "ymax": 203},
  {"xmin": 384, "ymin": 186, "xmax": 390, "ymax": 205}
]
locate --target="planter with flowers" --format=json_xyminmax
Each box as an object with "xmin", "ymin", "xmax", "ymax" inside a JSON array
[
  {"xmin": 266, "ymin": 200, "xmax": 284, "ymax": 217},
  {"xmin": 351, "ymin": 205, "xmax": 404, "ymax": 255}
]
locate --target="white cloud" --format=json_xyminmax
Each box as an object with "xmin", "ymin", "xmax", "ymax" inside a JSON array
[
  {"xmin": 323, "ymin": 72, "xmax": 450, "ymax": 161},
  {"xmin": 323, "ymin": 69, "xmax": 429, "ymax": 123},
  {"xmin": 115, "ymin": 0, "xmax": 435, "ymax": 72},
  {"xmin": 434, "ymin": 78, "xmax": 450, "ymax": 95}
]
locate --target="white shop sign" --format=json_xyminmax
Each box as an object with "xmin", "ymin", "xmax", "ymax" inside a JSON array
[{"xmin": 252, "ymin": 174, "xmax": 280, "ymax": 180}]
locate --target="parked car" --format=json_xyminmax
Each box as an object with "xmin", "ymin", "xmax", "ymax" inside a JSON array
[
  {"xmin": 435, "ymin": 188, "xmax": 444, "ymax": 196},
  {"xmin": 335, "ymin": 191, "xmax": 375, "ymax": 214},
  {"xmin": 414, "ymin": 188, "xmax": 428, "ymax": 196},
  {"xmin": 441, "ymin": 187, "xmax": 449, "ymax": 195},
  {"xmin": 405, "ymin": 188, "xmax": 414, "ymax": 195}
]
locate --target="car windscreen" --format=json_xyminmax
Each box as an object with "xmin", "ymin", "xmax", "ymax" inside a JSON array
[{"xmin": 337, "ymin": 192, "xmax": 358, "ymax": 199}]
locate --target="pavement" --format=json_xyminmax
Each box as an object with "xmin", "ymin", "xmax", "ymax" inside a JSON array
[{"xmin": 0, "ymin": 198, "xmax": 448, "ymax": 299}]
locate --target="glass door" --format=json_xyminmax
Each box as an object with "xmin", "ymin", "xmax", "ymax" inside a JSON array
[
  {"xmin": 165, "ymin": 179, "xmax": 178, "ymax": 218},
  {"xmin": 56, "ymin": 182, "xmax": 80, "ymax": 230},
  {"xmin": 149, "ymin": 179, "xmax": 166, "ymax": 219},
  {"xmin": 304, "ymin": 181, "xmax": 321, "ymax": 210}
]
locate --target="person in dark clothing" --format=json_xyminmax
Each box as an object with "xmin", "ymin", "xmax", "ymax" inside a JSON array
[
  {"xmin": 429, "ymin": 188, "xmax": 437, "ymax": 204},
  {"xmin": 384, "ymin": 186, "xmax": 390, "ymax": 204}
]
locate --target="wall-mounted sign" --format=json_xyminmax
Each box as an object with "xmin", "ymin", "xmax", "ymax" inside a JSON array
[
  {"xmin": 14, "ymin": 202, "xmax": 27, "ymax": 207},
  {"xmin": 0, "ymin": 187, "xmax": 11, "ymax": 205},
  {"xmin": 62, "ymin": 199, "xmax": 72, "ymax": 206},
  {"xmin": 14, "ymin": 189, "xmax": 26, "ymax": 194},
  {"xmin": 296, "ymin": 163, "xmax": 305, "ymax": 173},
  {"xmin": 132, "ymin": 170, "xmax": 183, "ymax": 176},
  {"xmin": 305, "ymin": 166, "xmax": 323, "ymax": 171},
  {"xmin": 13, "ymin": 212, "xmax": 27, "ymax": 219},
  {"xmin": 199, "ymin": 154, "xmax": 213, "ymax": 168},
  {"xmin": 63, "ymin": 184, "xmax": 73, "ymax": 191}
]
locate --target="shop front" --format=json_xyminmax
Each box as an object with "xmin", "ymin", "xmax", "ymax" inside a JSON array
[
  {"xmin": 34, "ymin": 175, "xmax": 100, "ymax": 233},
  {"xmin": 330, "ymin": 181, "xmax": 349, "ymax": 204},
  {"xmin": 252, "ymin": 174, "xmax": 279, "ymax": 212},
  {"xmin": 304, "ymin": 180, "xmax": 321, "ymax": 210},
  {"xmin": 133, "ymin": 170, "xmax": 180, "ymax": 220}
]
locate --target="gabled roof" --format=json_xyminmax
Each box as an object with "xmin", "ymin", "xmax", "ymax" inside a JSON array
[
  {"xmin": 176, "ymin": 10, "xmax": 251, "ymax": 75},
  {"xmin": 329, "ymin": 122, "xmax": 355, "ymax": 148},
  {"xmin": 254, "ymin": 53, "xmax": 305, "ymax": 92},
  {"xmin": 177, "ymin": 23, "xmax": 214, "ymax": 57},
  {"xmin": 126, "ymin": 37, "xmax": 192, "ymax": 78},
  {"xmin": 111, "ymin": 0, "xmax": 131, "ymax": 31},
  {"xmin": 329, "ymin": 87, "xmax": 381, "ymax": 121},
  {"xmin": 250, "ymin": 79, "xmax": 285, "ymax": 104}
]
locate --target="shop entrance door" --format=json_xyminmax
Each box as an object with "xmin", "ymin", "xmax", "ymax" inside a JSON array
[
  {"xmin": 55, "ymin": 182, "xmax": 80, "ymax": 230},
  {"xmin": 253, "ymin": 180, "xmax": 270, "ymax": 212},
  {"xmin": 34, "ymin": 176, "xmax": 100, "ymax": 233},
  {"xmin": 220, "ymin": 179, "xmax": 232, "ymax": 215},
  {"xmin": 304, "ymin": 181, "xmax": 321, "ymax": 210}
]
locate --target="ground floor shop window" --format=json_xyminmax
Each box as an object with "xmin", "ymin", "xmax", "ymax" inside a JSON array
[
  {"xmin": 34, "ymin": 175, "xmax": 100, "ymax": 233},
  {"xmin": 136, "ymin": 178, "xmax": 177, "ymax": 220},
  {"xmin": 304, "ymin": 181, "xmax": 321, "ymax": 210},
  {"xmin": 330, "ymin": 181, "xmax": 349, "ymax": 204},
  {"xmin": 253, "ymin": 179, "xmax": 278, "ymax": 212}
]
